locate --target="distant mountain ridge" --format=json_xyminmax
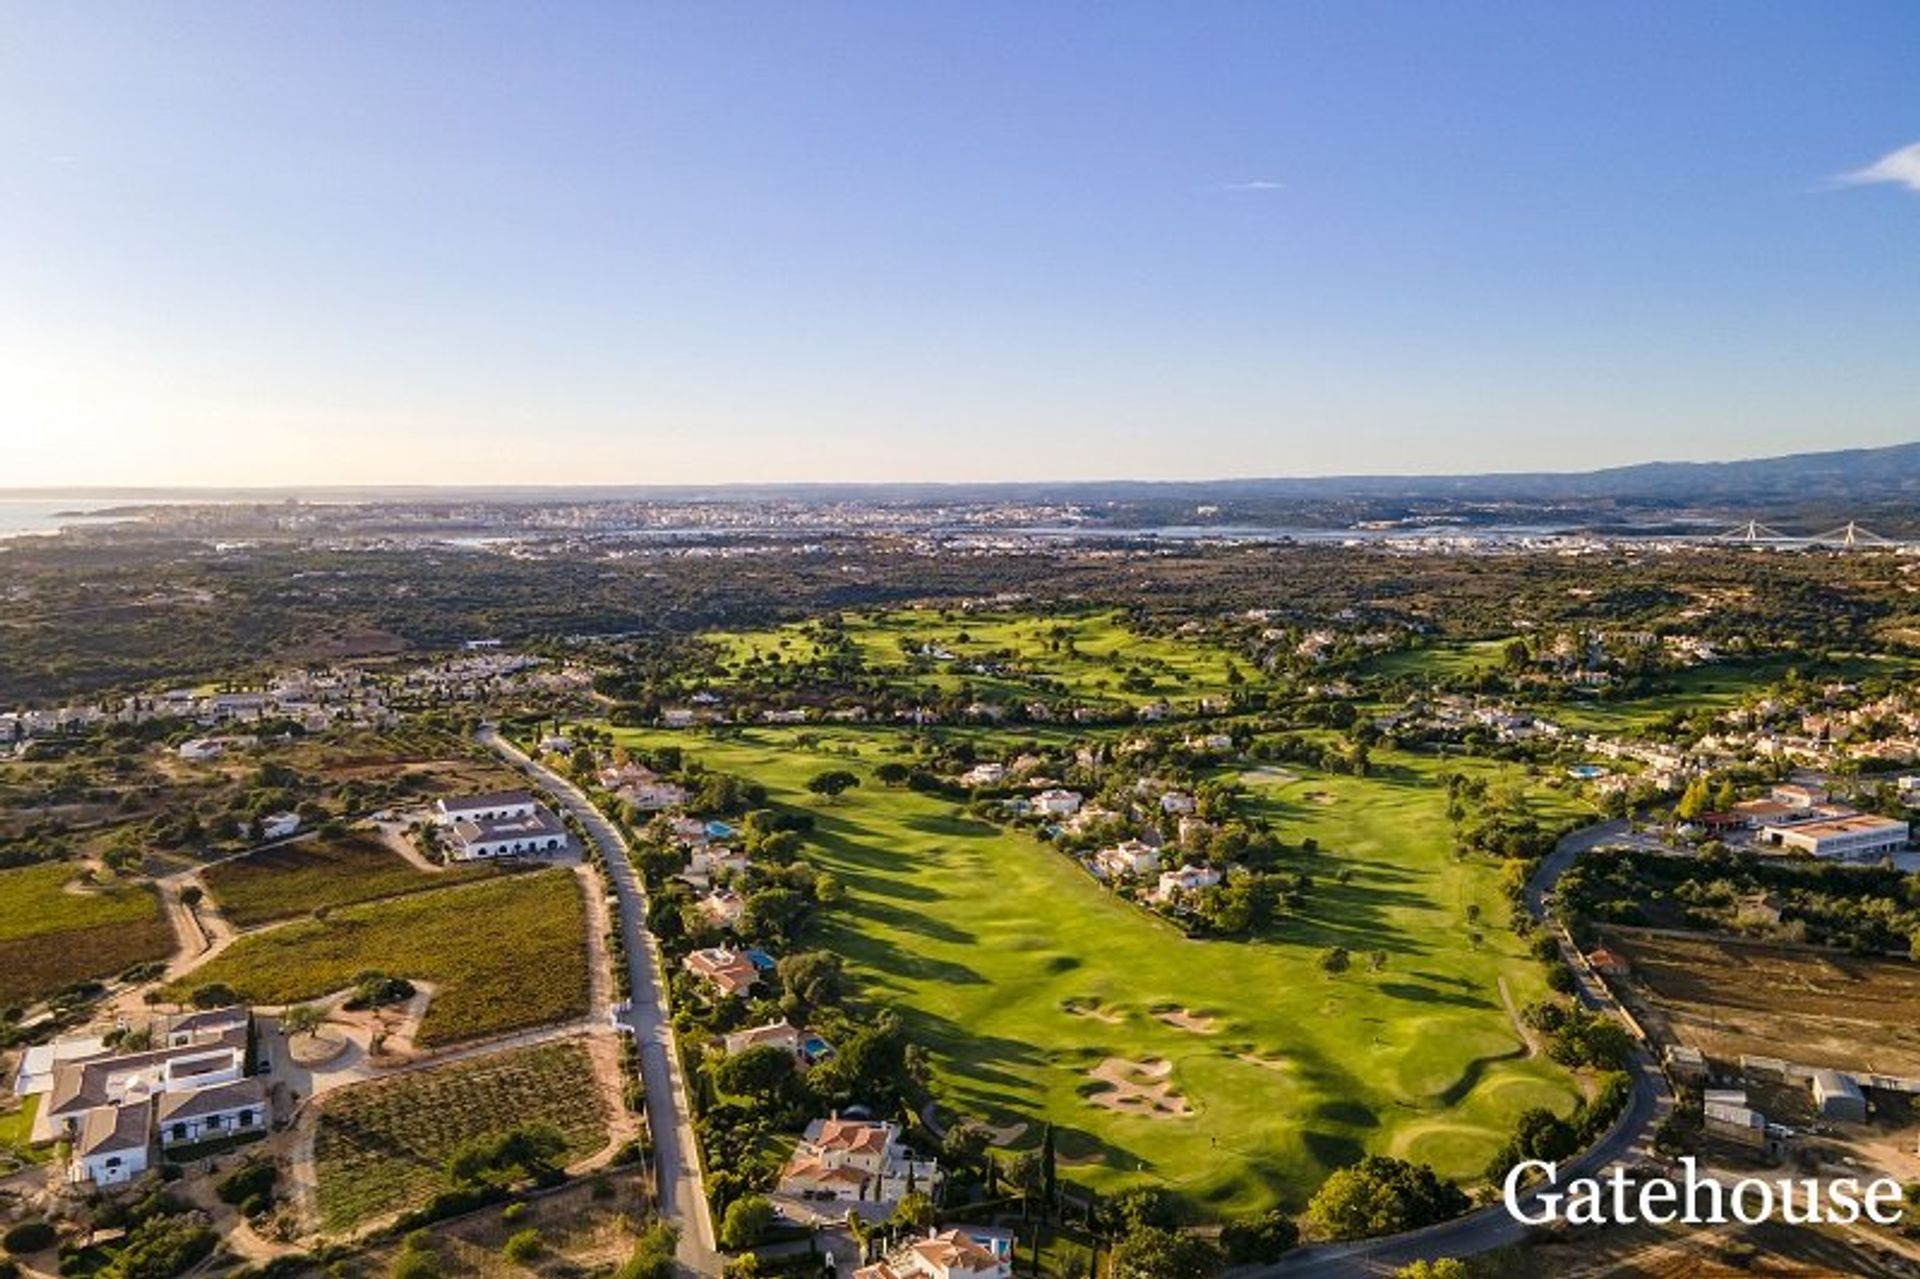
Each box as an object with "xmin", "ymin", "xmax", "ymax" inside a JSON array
[{"xmin": 5, "ymin": 439, "xmax": 1919, "ymax": 508}]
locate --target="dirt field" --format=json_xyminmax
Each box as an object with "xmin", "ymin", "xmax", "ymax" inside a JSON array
[{"xmin": 1603, "ymin": 929, "xmax": 1920, "ymax": 1076}]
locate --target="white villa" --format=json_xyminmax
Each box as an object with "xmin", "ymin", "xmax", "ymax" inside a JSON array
[
  {"xmin": 436, "ymin": 790, "xmax": 568, "ymax": 861},
  {"xmin": 960, "ymin": 763, "xmax": 1006, "ymax": 788},
  {"xmin": 778, "ymin": 1117, "xmax": 941, "ymax": 1205},
  {"xmin": 1090, "ymin": 840, "xmax": 1161, "ymax": 880},
  {"xmin": 857, "ymin": 1230, "xmax": 1013, "ymax": 1279},
  {"xmin": 683, "ymin": 947, "xmax": 762, "ymax": 998},
  {"xmin": 696, "ymin": 889, "xmax": 746, "ymax": 931},
  {"xmin": 1154, "ymin": 864, "xmax": 1222, "ymax": 901},
  {"xmin": 1032, "ymin": 788, "xmax": 1083, "ymax": 817},
  {"xmin": 259, "ymin": 811, "xmax": 301, "ymax": 841},
  {"xmin": 25, "ymin": 1007, "xmax": 268, "ymax": 1186}
]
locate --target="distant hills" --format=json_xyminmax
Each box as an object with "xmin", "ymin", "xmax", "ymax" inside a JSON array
[{"xmin": 7, "ymin": 439, "xmax": 1920, "ymax": 533}]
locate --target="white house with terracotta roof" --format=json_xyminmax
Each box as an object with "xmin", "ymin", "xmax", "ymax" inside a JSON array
[
  {"xmin": 683, "ymin": 947, "xmax": 761, "ymax": 998},
  {"xmin": 778, "ymin": 1117, "xmax": 940, "ymax": 1205},
  {"xmin": 1090, "ymin": 840, "xmax": 1161, "ymax": 881},
  {"xmin": 856, "ymin": 1230, "xmax": 1012, "ymax": 1279}
]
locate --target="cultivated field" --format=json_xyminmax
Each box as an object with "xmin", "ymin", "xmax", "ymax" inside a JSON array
[
  {"xmin": 611, "ymin": 723, "xmax": 1581, "ymax": 1214},
  {"xmin": 313, "ymin": 1039, "xmax": 611, "ymax": 1230},
  {"xmin": 0, "ymin": 862, "xmax": 175, "ymax": 1007},
  {"xmin": 202, "ymin": 831, "xmax": 494, "ymax": 928},
  {"xmin": 165, "ymin": 869, "xmax": 589, "ymax": 1045},
  {"xmin": 707, "ymin": 609, "xmax": 1250, "ymax": 705},
  {"xmin": 1603, "ymin": 929, "xmax": 1920, "ymax": 1076}
]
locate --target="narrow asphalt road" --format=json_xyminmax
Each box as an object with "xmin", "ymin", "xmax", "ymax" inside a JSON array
[
  {"xmin": 481, "ymin": 729, "xmax": 723, "ymax": 1276},
  {"xmin": 1260, "ymin": 818, "xmax": 1673, "ymax": 1278}
]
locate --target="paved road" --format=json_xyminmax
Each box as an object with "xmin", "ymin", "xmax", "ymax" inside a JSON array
[
  {"xmin": 1261, "ymin": 819, "xmax": 1673, "ymax": 1278},
  {"xmin": 482, "ymin": 729, "xmax": 723, "ymax": 1276}
]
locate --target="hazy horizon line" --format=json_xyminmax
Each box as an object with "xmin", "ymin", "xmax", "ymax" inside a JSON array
[{"xmin": 3, "ymin": 437, "xmax": 1915, "ymax": 500}]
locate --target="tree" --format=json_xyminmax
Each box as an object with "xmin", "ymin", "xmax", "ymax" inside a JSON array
[
  {"xmin": 1219, "ymin": 1211, "xmax": 1299, "ymax": 1265},
  {"xmin": 1318, "ymin": 946, "xmax": 1351, "ymax": 977},
  {"xmin": 1305, "ymin": 1157, "xmax": 1469, "ymax": 1241},
  {"xmin": 1109, "ymin": 1227, "xmax": 1222, "ymax": 1279},
  {"xmin": 281, "ymin": 1003, "xmax": 327, "ymax": 1039},
  {"xmin": 891, "ymin": 1192, "xmax": 935, "ymax": 1231},
  {"xmin": 617, "ymin": 1225, "xmax": 680, "ymax": 1279},
  {"xmin": 776, "ymin": 951, "xmax": 843, "ymax": 1009},
  {"xmin": 718, "ymin": 1196, "xmax": 775, "ymax": 1251},
  {"xmin": 806, "ymin": 770, "xmax": 861, "ymax": 802},
  {"xmin": 189, "ymin": 982, "xmax": 239, "ymax": 1010},
  {"xmin": 941, "ymin": 1121, "xmax": 992, "ymax": 1169},
  {"xmin": 713, "ymin": 1044, "xmax": 794, "ymax": 1101},
  {"xmin": 874, "ymin": 762, "xmax": 911, "ymax": 787}
]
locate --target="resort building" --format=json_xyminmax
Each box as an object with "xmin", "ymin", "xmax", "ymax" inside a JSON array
[{"xmin": 1761, "ymin": 813, "xmax": 1910, "ymax": 861}]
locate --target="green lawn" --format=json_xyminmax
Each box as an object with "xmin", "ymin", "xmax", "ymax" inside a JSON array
[
  {"xmin": 164, "ymin": 869, "xmax": 588, "ymax": 1046},
  {"xmin": 0, "ymin": 1094, "xmax": 47, "ymax": 1164},
  {"xmin": 708, "ymin": 609, "xmax": 1252, "ymax": 705},
  {"xmin": 202, "ymin": 832, "xmax": 496, "ymax": 928},
  {"xmin": 313, "ymin": 1039, "xmax": 610, "ymax": 1231},
  {"xmin": 1355, "ymin": 640, "xmax": 1511, "ymax": 683},
  {"xmin": 611, "ymin": 724, "xmax": 1584, "ymax": 1215},
  {"xmin": 0, "ymin": 862, "xmax": 175, "ymax": 1007}
]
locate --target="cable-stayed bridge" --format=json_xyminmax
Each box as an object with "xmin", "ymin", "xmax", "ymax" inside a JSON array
[{"xmin": 1708, "ymin": 519, "xmax": 1908, "ymax": 549}]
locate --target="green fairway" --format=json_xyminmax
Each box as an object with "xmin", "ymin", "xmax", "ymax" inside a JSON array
[
  {"xmin": 707, "ymin": 609, "xmax": 1251, "ymax": 705},
  {"xmin": 165, "ymin": 869, "xmax": 589, "ymax": 1046},
  {"xmin": 610, "ymin": 724, "xmax": 1583, "ymax": 1213}
]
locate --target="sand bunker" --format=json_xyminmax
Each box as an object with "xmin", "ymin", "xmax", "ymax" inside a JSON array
[
  {"xmin": 1303, "ymin": 790, "xmax": 1338, "ymax": 806},
  {"xmin": 1063, "ymin": 998, "xmax": 1125, "ymax": 1024},
  {"xmin": 981, "ymin": 1121, "xmax": 1030, "ymax": 1145},
  {"xmin": 1153, "ymin": 1007, "xmax": 1220, "ymax": 1034},
  {"xmin": 1086, "ymin": 1057, "xmax": 1192, "ymax": 1117}
]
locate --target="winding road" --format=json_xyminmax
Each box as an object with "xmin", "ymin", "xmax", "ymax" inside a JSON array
[
  {"xmin": 1260, "ymin": 818, "xmax": 1674, "ymax": 1277},
  {"xmin": 481, "ymin": 728, "xmax": 723, "ymax": 1276}
]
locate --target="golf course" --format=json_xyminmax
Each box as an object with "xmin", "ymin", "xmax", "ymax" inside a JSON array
[{"xmin": 610, "ymin": 720, "xmax": 1587, "ymax": 1214}]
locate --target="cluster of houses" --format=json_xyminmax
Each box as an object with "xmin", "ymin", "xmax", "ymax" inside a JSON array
[
  {"xmin": 0, "ymin": 650, "xmax": 593, "ymax": 754},
  {"xmin": 596, "ymin": 760, "xmax": 691, "ymax": 813},
  {"xmin": 10, "ymin": 1007, "xmax": 269, "ymax": 1186},
  {"xmin": 1696, "ymin": 782, "xmax": 1910, "ymax": 862},
  {"xmin": 433, "ymin": 790, "xmax": 570, "ymax": 861}
]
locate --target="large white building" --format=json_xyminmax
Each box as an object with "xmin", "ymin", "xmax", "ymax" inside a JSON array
[
  {"xmin": 437, "ymin": 790, "xmax": 568, "ymax": 860},
  {"xmin": 30, "ymin": 1007, "xmax": 269, "ymax": 1186},
  {"xmin": 1763, "ymin": 813, "xmax": 1910, "ymax": 861}
]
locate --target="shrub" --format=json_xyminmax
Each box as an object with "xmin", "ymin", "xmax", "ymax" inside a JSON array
[
  {"xmin": 3, "ymin": 1222, "xmax": 56, "ymax": 1256},
  {"xmin": 217, "ymin": 1159, "xmax": 280, "ymax": 1207},
  {"xmin": 502, "ymin": 1231, "xmax": 544, "ymax": 1265},
  {"xmin": 391, "ymin": 1252, "xmax": 438, "ymax": 1279},
  {"xmin": 718, "ymin": 1196, "xmax": 774, "ymax": 1251}
]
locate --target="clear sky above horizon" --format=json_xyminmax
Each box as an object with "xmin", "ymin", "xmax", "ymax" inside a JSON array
[{"xmin": 3, "ymin": 3, "xmax": 1917, "ymax": 487}]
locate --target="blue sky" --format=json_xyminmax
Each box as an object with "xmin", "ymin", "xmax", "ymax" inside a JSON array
[{"xmin": 2, "ymin": 2, "xmax": 1916, "ymax": 486}]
